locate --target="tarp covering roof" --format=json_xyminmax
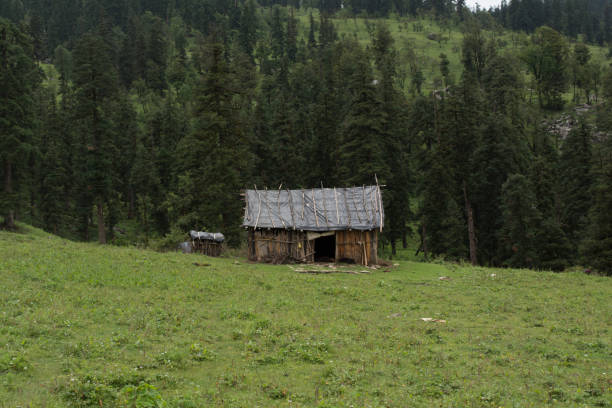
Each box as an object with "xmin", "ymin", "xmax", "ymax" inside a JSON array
[
  {"xmin": 189, "ymin": 230, "xmax": 225, "ymax": 243},
  {"xmin": 243, "ymin": 186, "xmax": 384, "ymax": 231}
]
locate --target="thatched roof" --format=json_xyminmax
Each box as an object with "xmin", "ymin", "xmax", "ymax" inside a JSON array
[{"xmin": 243, "ymin": 186, "xmax": 384, "ymax": 231}]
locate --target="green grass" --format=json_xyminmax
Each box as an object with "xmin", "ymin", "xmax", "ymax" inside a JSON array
[{"xmin": 0, "ymin": 224, "xmax": 610, "ymax": 407}]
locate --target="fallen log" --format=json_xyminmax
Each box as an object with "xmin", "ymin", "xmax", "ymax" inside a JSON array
[{"xmin": 294, "ymin": 269, "xmax": 370, "ymax": 275}]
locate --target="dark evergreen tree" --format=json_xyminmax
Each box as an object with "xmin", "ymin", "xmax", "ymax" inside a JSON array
[
  {"xmin": 144, "ymin": 14, "xmax": 168, "ymax": 92},
  {"xmin": 373, "ymin": 23, "xmax": 411, "ymax": 256},
  {"xmin": 72, "ymin": 31, "xmax": 120, "ymax": 243},
  {"xmin": 39, "ymin": 97, "xmax": 70, "ymax": 235},
  {"xmin": 439, "ymin": 53, "xmax": 450, "ymax": 87},
  {"xmin": 172, "ymin": 34, "xmax": 247, "ymax": 245},
  {"xmin": 238, "ymin": 0, "xmax": 258, "ymax": 58},
  {"xmin": 581, "ymin": 139, "xmax": 612, "ymax": 275},
  {"xmin": 461, "ymin": 22, "xmax": 495, "ymax": 82},
  {"xmin": 421, "ymin": 146, "xmax": 466, "ymax": 260},
  {"xmin": 307, "ymin": 12, "xmax": 316, "ymax": 49},
  {"xmin": 529, "ymin": 128, "xmax": 572, "ymax": 270},
  {"xmin": 471, "ymin": 114, "xmax": 528, "ymax": 265},
  {"xmin": 558, "ymin": 120, "xmax": 592, "ymax": 251},
  {"xmin": 523, "ymin": 26, "xmax": 569, "ymax": 109},
  {"xmin": 337, "ymin": 43, "xmax": 388, "ymax": 186},
  {"xmin": 439, "ymin": 72, "xmax": 484, "ymax": 265},
  {"xmin": 498, "ymin": 174, "xmax": 542, "ymax": 269},
  {"xmin": 0, "ymin": 19, "xmax": 40, "ymax": 229},
  {"xmin": 286, "ymin": 8, "xmax": 298, "ymax": 62},
  {"xmin": 270, "ymin": 6, "xmax": 285, "ymax": 60}
]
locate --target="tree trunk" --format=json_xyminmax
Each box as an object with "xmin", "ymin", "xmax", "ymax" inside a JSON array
[
  {"xmin": 422, "ymin": 223, "xmax": 428, "ymax": 261},
  {"xmin": 391, "ymin": 238, "xmax": 396, "ymax": 257},
  {"xmin": 463, "ymin": 181, "xmax": 478, "ymax": 265},
  {"xmin": 3, "ymin": 160, "xmax": 15, "ymax": 229},
  {"xmin": 402, "ymin": 230, "xmax": 407, "ymax": 249},
  {"xmin": 96, "ymin": 199, "xmax": 106, "ymax": 244},
  {"xmin": 128, "ymin": 185, "xmax": 135, "ymax": 219}
]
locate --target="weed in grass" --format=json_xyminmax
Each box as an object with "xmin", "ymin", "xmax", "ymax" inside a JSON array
[
  {"xmin": 119, "ymin": 382, "xmax": 168, "ymax": 408},
  {"xmin": 217, "ymin": 372, "xmax": 245, "ymax": 389},
  {"xmin": 262, "ymin": 383, "xmax": 288, "ymax": 400},
  {"xmin": 0, "ymin": 352, "xmax": 30, "ymax": 374},
  {"xmin": 189, "ymin": 343, "xmax": 215, "ymax": 361},
  {"xmin": 220, "ymin": 309, "xmax": 257, "ymax": 321},
  {"xmin": 155, "ymin": 350, "xmax": 188, "ymax": 369}
]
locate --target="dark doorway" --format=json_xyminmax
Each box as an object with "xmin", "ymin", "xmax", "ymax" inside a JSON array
[{"xmin": 314, "ymin": 234, "xmax": 336, "ymax": 262}]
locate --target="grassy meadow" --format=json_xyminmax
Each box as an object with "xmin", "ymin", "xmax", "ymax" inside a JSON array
[
  {"xmin": 293, "ymin": 9, "xmax": 611, "ymax": 99},
  {"xmin": 0, "ymin": 224, "xmax": 610, "ymax": 407}
]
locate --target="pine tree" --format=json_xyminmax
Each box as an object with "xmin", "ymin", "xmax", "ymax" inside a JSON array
[
  {"xmin": 286, "ymin": 8, "xmax": 298, "ymax": 62},
  {"xmin": 498, "ymin": 174, "xmax": 542, "ymax": 269},
  {"xmin": 421, "ymin": 146, "xmax": 466, "ymax": 260},
  {"xmin": 337, "ymin": 44, "xmax": 388, "ymax": 186},
  {"xmin": 72, "ymin": 31, "xmax": 120, "ymax": 243},
  {"xmin": 481, "ymin": 54, "xmax": 523, "ymax": 118},
  {"xmin": 471, "ymin": 114, "xmax": 528, "ymax": 265},
  {"xmin": 529, "ymin": 128, "xmax": 572, "ymax": 270},
  {"xmin": 461, "ymin": 22, "xmax": 495, "ymax": 82},
  {"xmin": 373, "ymin": 23, "xmax": 411, "ymax": 256},
  {"xmin": 439, "ymin": 53, "xmax": 450, "ymax": 87},
  {"xmin": 238, "ymin": 0, "xmax": 258, "ymax": 58},
  {"xmin": 0, "ymin": 19, "xmax": 40, "ymax": 230},
  {"xmin": 39, "ymin": 97, "xmax": 69, "ymax": 235},
  {"xmin": 145, "ymin": 14, "xmax": 168, "ymax": 92},
  {"xmin": 558, "ymin": 120, "xmax": 592, "ymax": 251},
  {"xmin": 270, "ymin": 6, "xmax": 285, "ymax": 60},
  {"xmin": 523, "ymin": 26, "xmax": 569, "ymax": 110},
  {"xmin": 581, "ymin": 140, "xmax": 612, "ymax": 275},
  {"xmin": 172, "ymin": 34, "xmax": 247, "ymax": 245},
  {"xmin": 439, "ymin": 72, "xmax": 485, "ymax": 265},
  {"xmin": 307, "ymin": 12, "xmax": 316, "ymax": 50}
]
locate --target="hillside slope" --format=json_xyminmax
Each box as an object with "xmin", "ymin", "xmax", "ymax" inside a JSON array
[{"xmin": 0, "ymin": 226, "xmax": 610, "ymax": 406}]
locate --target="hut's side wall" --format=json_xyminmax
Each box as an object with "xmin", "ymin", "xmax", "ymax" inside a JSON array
[
  {"xmin": 335, "ymin": 230, "xmax": 378, "ymax": 265},
  {"xmin": 248, "ymin": 229, "xmax": 313, "ymax": 263},
  {"xmin": 193, "ymin": 240, "xmax": 223, "ymax": 257}
]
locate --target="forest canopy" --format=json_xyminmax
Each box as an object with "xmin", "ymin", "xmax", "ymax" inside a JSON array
[{"xmin": 1, "ymin": 0, "xmax": 611, "ymax": 274}]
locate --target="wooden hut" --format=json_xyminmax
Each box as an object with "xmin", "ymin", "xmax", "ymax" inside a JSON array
[
  {"xmin": 243, "ymin": 186, "xmax": 384, "ymax": 265},
  {"xmin": 189, "ymin": 231, "xmax": 224, "ymax": 257}
]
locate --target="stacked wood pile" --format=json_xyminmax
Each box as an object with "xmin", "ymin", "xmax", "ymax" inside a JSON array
[
  {"xmin": 192, "ymin": 239, "xmax": 222, "ymax": 257},
  {"xmin": 190, "ymin": 230, "xmax": 224, "ymax": 257}
]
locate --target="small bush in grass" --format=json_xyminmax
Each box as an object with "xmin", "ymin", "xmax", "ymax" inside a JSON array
[
  {"xmin": 262, "ymin": 383, "xmax": 288, "ymax": 400},
  {"xmin": 155, "ymin": 350, "xmax": 188, "ymax": 368},
  {"xmin": 60, "ymin": 377, "xmax": 117, "ymax": 407},
  {"xmin": 0, "ymin": 352, "xmax": 30, "ymax": 374},
  {"xmin": 120, "ymin": 382, "xmax": 167, "ymax": 408},
  {"xmin": 189, "ymin": 343, "xmax": 216, "ymax": 361}
]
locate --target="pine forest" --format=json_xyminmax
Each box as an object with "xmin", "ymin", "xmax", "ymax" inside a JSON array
[{"xmin": 1, "ymin": 0, "xmax": 612, "ymax": 274}]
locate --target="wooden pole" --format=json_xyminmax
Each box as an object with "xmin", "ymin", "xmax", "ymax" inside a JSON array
[
  {"xmin": 320, "ymin": 183, "xmax": 330, "ymax": 229},
  {"xmin": 277, "ymin": 185, "xmax": 286, "ymax": 229},
  {"xmin": 375, "ymin": 175, "xmax": 383, "ymax": 232},
  {"xmin": 343, "ymin": 188, "xmax": 352, "ymax": 228},
  {"xmin": 312, "ymin": 189, "xmax": 319, "ymax": 228},
  {"xmin": 301, "ymin": 190, "xmax": 305, "ymax": 220},
  {"xmin": 262, "ymin": 187, "xmax": 277, "ymax": 229},
  {"xmin": 334, "ymin": 187, "xmax": 340, "ymax": 224},
  {"xmin": 254, "ymin": 185, "xmax": 262, "ymax": 229},
  {"xmin": 287, "ymin": 189, "xmax": 296, "ymax": 230},
  {"xmin": 244, "ymin": 193, "xmax": 250, "ymax": 222},
  {"xmin": 352, "ymin": 188, "xmax": 363, "ymax": 224},
  {"xmin": 369, "ymin": 185, "xmax": 377, "ymax": 227}
]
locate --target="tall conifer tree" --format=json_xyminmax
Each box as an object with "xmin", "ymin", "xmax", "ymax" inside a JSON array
[{"xmin": 0, "ymin": 19, "xmax": 40, "ymax": 229}]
